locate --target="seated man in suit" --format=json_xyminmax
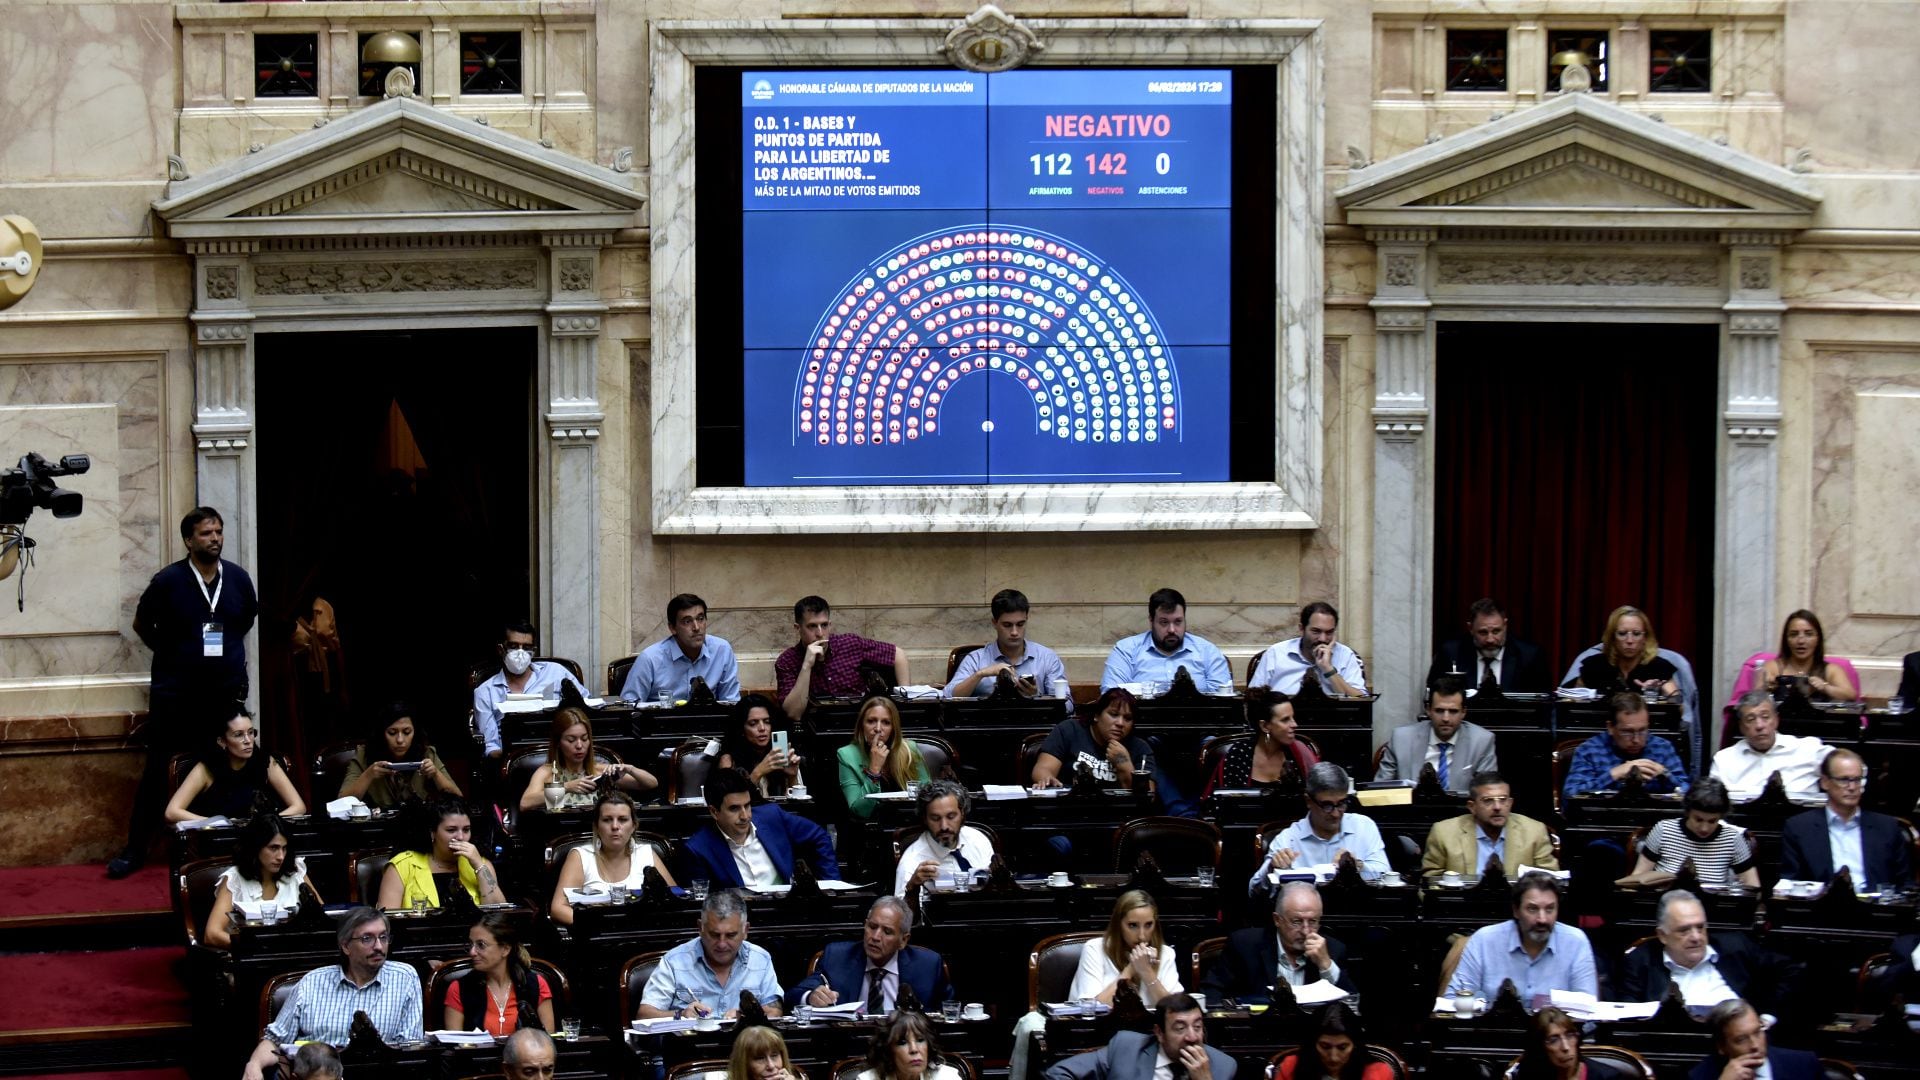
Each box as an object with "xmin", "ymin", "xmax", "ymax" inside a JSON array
[
  {"xmin": 787, "ymin": 895, "xmax": 950, "ymax": 1012},
  {"xmin": 1448, "ymin": 872, "xmax": 1597, "ymax": 1000},
  {"xmin": 1780, "ymin": 748, "xmax": 1912, "ymax": 890},
  {"xmin": 1376, "ymin": 676, "xmax": 1499, "ymax": 795},
  {"xmin": 1618, "ymin": 890, "xmax": 1792, "ymax": 1010},
  {"xmin": 1690, "ymin": 999, "xmax": 1819, "ymax": 1080},
  {"xmin": 638, "ymin": 888, "xmax": 784, "ymax": 1019},
  {"xmin": 895, "ymin": 780, "xmax": 998, "ymax": 897},
  {"xmin": 1710, "ymin": 691, "xmax": 1831, "ymax": 803},
  {"xmin": 1426, "ymin": 597, "xmax": 1550, "ymax": 693},
  {"xmin": 1249, "ymin": 763, "xmax": 1391, "ymax": 892},
  {"xmin": 1201, "ymin": 882, "xmax": 1355, "ymax": 1004},
  {"xmin": 1422, "ymin": 770, "xmax": 1556, "ymax": 879},
  {"xmin": 1562, "ymin": 693, "xmax": 1690, "ymax": 802},
  {"xmin": 1045, "ymin": 993, "xmax": 1235, "ymax": 1080},
  {"xmin": 686, "ymin": 767, "xmax": 839, "ymax": 889},
  {"xmin": 243, "ymin": 907, "xmax": 423, "ymax": 1080}
]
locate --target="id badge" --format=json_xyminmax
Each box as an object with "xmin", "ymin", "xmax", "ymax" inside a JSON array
[{"xmin": 202, "ymin": 621, "xmax": 225, "ymax": 658}]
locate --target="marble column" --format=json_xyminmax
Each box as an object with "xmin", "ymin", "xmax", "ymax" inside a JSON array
[
  {"xmin": 1368, "ymin": 229, "xmax": 1436, "ymax": 743},
  {"xmin": 189, "ymin": 246, "xmax": 259, "ymax": 707},
  {"xmin": 1716, "ymin": 236, "xmax": 1787, "ymax": 749},
  {"xmin": 543, "ymin": 234, "xmax": 609, "ymax": 676}
]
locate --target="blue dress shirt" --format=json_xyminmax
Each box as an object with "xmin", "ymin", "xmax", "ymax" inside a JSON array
[
  {"xmin": 1249, "ymin": 813, "xmax": 1390, "ymax": 892},
  {"xmin": 1562, "ymin": 732, "xmax": 1690, "ymax": 800},
  {"xmin": 1448, "ymin": 921, "xmax": 1598, "ymax": 1001},
  {"xmin": 621, "ymin": 635, "xmax": 741, "ymax": 703},
  {"xmin": 1249, "ymin": 637, "xmax": 1368, "ymax": 695},
  {"xmin": 1101, "ymin": 631, "xmax": 1233, "ymax": 694},
  {"xmin": 944, "ymin": 642, "xmax": 1070, "ymax": 711},
  {"xmin": 640, "ymin": 938, "xmax": 784, "ymax": 1014},
  {"xmin": 265, "ymin": 962, "xmax": 423, "ymax": 1046},
  {"xmin": 471, "ymin": 661, "xmax": 588, "ymax": 756}
]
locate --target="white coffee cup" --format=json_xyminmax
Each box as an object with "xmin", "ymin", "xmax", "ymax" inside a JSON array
[
  {"xmin": 1050, "ymin": 679, "xmax": 1070, "ymax": 699},
  {"xmin": 963, "ymin": 1003, "xmax": 987, "ymax": 1020},
  {"xmin": 1380, "ymin": 871, "xmax": 1404, "ymax": 886},
  {"xmin": 788, "ymin": 783, "xmax": 809, "ymax": 799},
  {"xmin": 544, "ymin": 783, "xmax": 566, "ymax": 812},
  {"xmin": 1047, "ymin": 871, "xmax": 1071, "ymax": 886},
  {"xmin": 697, "ymin": 1015, "xmax": 722, "ymax": 1031},
  {"xmin": 1440, "ymin": 870, "xmax": 1463, "ymax": 885},
  {"xmin": 1190, "ymin": 992, "xmax": 1208, "ymax": 1010}
]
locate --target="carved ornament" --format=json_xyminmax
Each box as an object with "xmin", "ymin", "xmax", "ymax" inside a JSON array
[
  {"xmin": 197, "ymin": 322, "xmax": 250, "ymax": 343},
  {"xmin": 1739, "ymin": 257, "xmax": 1772, "ymax": 291},
  {"xmin": 1437, "ymin": 254, "xmax": 1718, "ymax": 289},
  {"xmin": 204, "ymin": 266, "xmax": 238, "ymax": 301},
  {"xmin": 944, "ymin": 5, "xmax": 1044, "ymax": 74},
  {"xmin": 253, "ymin": 260, "xmax": 538, "ymax": 295},
  {"xmin": 559, "ymin": 257, "xmax": 595, "ymax": 292},
  {"xmin": 1416, "ymin": 145, "xmax": 1736, "ymax": 210},
  {"xmin": 1383, "ymin": 254, "xmax": 1419, "ymax": 288}
]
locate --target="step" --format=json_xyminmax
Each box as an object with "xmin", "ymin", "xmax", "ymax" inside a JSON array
[
  {"xmin": 0, "ymin": 865, "xmax": 174, "ymax": 952},
  {"xmin": 0, "ymin": 947, "xmax": 191, "ymax": 1076}
]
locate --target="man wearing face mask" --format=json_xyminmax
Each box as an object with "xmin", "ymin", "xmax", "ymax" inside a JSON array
[{"xmin": 472, "ymin": 620, "xmax": 587, "ymax": 759}]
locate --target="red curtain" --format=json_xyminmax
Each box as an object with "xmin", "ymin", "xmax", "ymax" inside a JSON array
[{"xmin": 1431, "ymin": 321, "xmax": 1719, "ymax": 690}]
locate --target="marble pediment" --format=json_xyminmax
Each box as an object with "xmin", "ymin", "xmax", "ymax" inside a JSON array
[
  {"xmin": 155, "ymin": 97, "xmax": 643, "ymax": 240},
  {"xmin": 1338, "ymin": 93, "xmax": 1817, "ymax": 231}
]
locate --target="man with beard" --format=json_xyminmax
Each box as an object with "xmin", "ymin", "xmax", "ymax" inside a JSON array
[
  {"xmin": 244, "ymin": 907, "xmax": 422, "ymax": 1080},
  {"xmin": 1045, "ymin": 993, "xmax": 1235, "ymax": 1080},
  {"xmin": 1422, "ymin": 771, "xmax": 1556, "ymax": 878},
  {"xmin": 787, "ymin": 895, "xmax": 951, "ymax": 1011},
  {"xmin": 1425, "ymin": 597, "xmax": 1549, "ymax": 693},
  {"xmin": 1448, "ymin": 871, "xmax": 1597, "ymax": 1000},
  {"xmin": 1250, "ymin": 602, "xmax": 1366, "ymax": 697},
  {"xmin": 893, "ymin": 780, "xmax": 998, "ymax": 897},
  {"xmin": 1101, "ymin": 587, "xmax": 1232, "ymax": 694},
  {"xmin": 472, "ymin": 620, "xmax": 586, "ymax": 760}
]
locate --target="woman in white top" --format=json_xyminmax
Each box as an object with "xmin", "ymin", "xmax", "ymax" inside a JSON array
[
  {"xmin": 204, "ymin": 814, "xmax": 323, "ymax": 949},
  {"xmin": 857, "ymin": 1010, "xmax": 961, "ymax": 1080},
  {"xmin": 549, "ymin": 791, "xmax": 677, "ymax": 925},
  {"xmin": 1070, "ymin": 888, "xmax": 1184, "ymax": 1005}
]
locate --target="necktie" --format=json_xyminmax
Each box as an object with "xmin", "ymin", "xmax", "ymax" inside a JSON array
[
  {"xmin": 952, "ymin": 846, "xmax": 973, "ymax": 873},
  {"xmin": 1481, "ymin": 657, "xmax": 1498, "ymax": 689},
  {"xmin": 867, "ymin": 968, "xmax": 887, "ymax": 1014},
  {"xmin": 1436, "ymin": 742, "xmax": 1451, "ymax": 790}
]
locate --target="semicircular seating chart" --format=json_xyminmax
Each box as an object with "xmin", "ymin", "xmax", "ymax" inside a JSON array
[{"xmin": 794, "ymin": 225, "xmax": 1181, "ymax": 450}]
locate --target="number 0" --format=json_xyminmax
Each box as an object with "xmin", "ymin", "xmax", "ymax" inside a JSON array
[{"xmin": 1155, "ymin": 153, "xmax": 1171, "ymax": 175}]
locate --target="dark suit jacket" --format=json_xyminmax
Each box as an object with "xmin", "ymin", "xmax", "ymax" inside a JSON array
[
  {"xmin": 1426, "ymin": 637, "xmax": 1550, "ymax": 693},
  {"xmin": 1899, "ymin": 652, "xmax": 1920, "ymax": 707},
  {"xmin": 1615, "ymin": 931, "xmax": 1793, "ymax": 1013},
  {"xmin": 1044, "ymin": 1029, "xmax": 1236, "ymax": 1080},
  {"xmin": 684, "ymin": 802, "xmax": 840, "ymax": 888},
  {"xmin": 1872, "ymin": 932, "xmax": 1920, "ymax": 1001},
  {"xmin": 1687, "ymin": 1047, "xmax": 1819, "ymax": 1080},
  {"xmin": 1779, "ymin": 807, "xmax": 1912, "ymax": 889},
  {"xmin": 1198, "ymin": 925, "xmax": 1354, "ymax": 1004},
  {"xmin": 784, "ymin": 940, "xmax": 950, "ymax": 1010}
]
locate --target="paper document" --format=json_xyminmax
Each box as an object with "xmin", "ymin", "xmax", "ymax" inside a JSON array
[
  {"xmin": 499, "ymin": 698, "xmax": 549, "ymax": 714},
  {"xmin": 325, "ymin": 796, "xmax": 368, "ymax": 820},
  {"xmin": 809, "ymin": 1000, "xmax": 864, "ymax": 1017},
  {"xmin": 1518, "ymin": 864, "xmax": 1569, "ymax": 880},
  {"xmin": 630, "ymin": 1017, "xmax": 702, "ymax": 1033},
  {"xmin": 176, "ymin": 816, "xmax": 231, "ymax": 832},
  {"xmin": 564, "ymin": 888, "xmax": 612, "ymax": 905},
  {"xmin": 1046, "ymin": 1001, "xmax": 1111, "ymax": 1017},
  {"xmin": 982, "ymin": 785, "xmax": 1029, "ymax": 801},
  {"xmin": 430, "ymin": 1030, "xmax": 498, "ymax": 1045},
  {"xmin": 1292, "ymin": 980, "xmax": 1353, "ymax": 1005}
]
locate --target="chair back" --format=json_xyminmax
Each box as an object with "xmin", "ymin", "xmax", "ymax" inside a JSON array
[
  {"xmin": 1857, "ymin": 951, "xmax": 1894, "ymax": 1011},
  {"xmin": 947, "ymin": 644, "xmax": 984, "ymax": 682},
  {"xmin": 1550, "ymin": 737, "xmax": 1587, "ymax": 815},
  {"xmin": 666, "ymin": 1062, "xmax": 731, "ymax": 1080},
  {"xmin": 832, "ymin": 1057, "xmax": 866, "ymax": 1080},
  {"xmin": 608, "ymin": 654, "xmax": 639, "ymax": 697},
  {"xmin": 619, "ymin": 949, "xmax": 668, "ymax": 1025},
  {"xmin": 1198, "ymin": 733, "xmax": 1252, "ymax": 779},
  {"xmin": 259, "ymin": 969, "xmax": 305, "ymax": 1032},
  {"xmin": 430, "ymin": 955, "xmax": 573, "ymax": 1018},
  {"xmin": 312, "ymin": 740, "xmax": 363, "ymax": 803},
  {"xmin": 1819, "ymin": 1058, "xmax": 1866, "ymax": 1080},
  {"xmin": 1245, "ymin": 653, "xmax": 1262, "ymax": 688},
  {"xmin": 538, "ymin": 656, "xmax": 585, "ymax": 684},
  {"xmin": 1190, "ymin": 935, "xmax": 1227, "ymax": 992},
  {"xmin": 177, "ymin": 857, "xmax": 232, "ymax": 947},
  {"xmin": 1576, "ymin": 1045, "xmax": 1657, "ymax": 1080},
  {"xmin": 1254, "ymin": 819, "xmax": 1298, "ymax": 860},
  {"xmin": 913, "ymin": 735, "xmax": 960, "ymax": 782},
  {"xmin": 505, "ymin": 745, "xmax": 625, "ymax": 803},
  {"xmin": 1113, "ymin": 816, "xmax": 1222, "ymax": 875},
  {"xmin": 668, "ymin": 741, "xmax": 717, "ymax": 803},
  {"xmin": 1016, "ymin": 732, "xmax": 1052, "ymax": 786},
  {"xmin": 1028, "ymin": 931, "xmax": 1099, "ymax": 1010},
  {"xmin": 545, "ymin": 830, "xmax": 674, "ymax": 899},
  {"xmin": 168, "ymin": 751, "xmax": 198, "ymax": 793},
  {"xmin": 349, "ymin": 849, "xmax": 393, "ymax": 904}
]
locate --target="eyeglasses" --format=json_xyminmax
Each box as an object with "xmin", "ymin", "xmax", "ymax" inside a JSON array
[
  {"xmin": 1310, "ymin": 799, "xmax": 1347, "ymax": 813},
  {"xmin": 1828, "ymin": 775, "xmax": 1866, "ymax": 787},
  {"xmin": 1280, "ymin": 916, "xmax": 1321, "ymax": 930},
  {"xmin": 352, "ymin": 931, "xmax": 393, "ymax": 946},
  {"xmin": 1474, "ymin": 796, "xmax": 1514, "ymax": 806}
]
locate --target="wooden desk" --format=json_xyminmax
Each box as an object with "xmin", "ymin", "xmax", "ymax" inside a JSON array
[
  {"xmin": 862, "ymin": 789, "xmax": 1162, "ymax": 874},
  {"xmin": 632, "ymin": 1014, "xmax": 996, "ymax": 1074}
]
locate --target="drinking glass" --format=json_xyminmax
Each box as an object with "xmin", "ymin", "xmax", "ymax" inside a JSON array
[
  {"xmin": 1195, "ymin": 866, "xmax": 1216, "ymax": 888},
  {"xmin": 412, "ymin": 895, "xmax": 429, "ymax": 915},
  {"xmin": 561, "ymin": 1017, "xmax": 582, "ymax": 1040},
  {"xmin": 689, "ymin": 878, "xmax": 709, "ymax": 901},
  {"xmin": 1891, "ymin": 696, "xmax": 1909, "ymax": 715},
  {"xmin": 610, "ymin": 882, "xmax": 630, "ymax": 903},
  {"xmin": 942, "ymin": 1000, "xmax": 963, "ymax": 1022}
]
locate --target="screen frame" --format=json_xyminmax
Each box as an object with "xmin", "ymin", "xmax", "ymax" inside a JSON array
[{"xmin": 650, "ymin": 17, "xmax": 1325, "ymax": 533}]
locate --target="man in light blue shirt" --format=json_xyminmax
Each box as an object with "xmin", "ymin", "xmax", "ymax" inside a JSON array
[
  {"xmin": 622, "ymin": 593, "xmax": 741, "ymax": 703},
  {"xmin": 1249, "ymin": 763, "xmax": 1390, "ymax": 892},
  {"xmin": 1249, "ymin": 602, "xmax": 1367, "ymax": 697},
  {"xmin": 472, "ymin": 620, "xmax": 588, "ymax": 758},
  {"xmin": 1101, "ymin": 587, "xmax": 1233, "ymax": 694},
  {"xmin": 637, "ymin": 889, "xmax": 785, "ymax": 1019},
  {"xmin": 245, "ymin": 907, "xmax": 422, "ymax": 1080},
  {"xmin": 946, "ymin": 588, "xmax": 1070, "ymax": 710},
  {"xmin": 1448, "ymin": 872, "xmax": 1598, "ymax": 1002}
]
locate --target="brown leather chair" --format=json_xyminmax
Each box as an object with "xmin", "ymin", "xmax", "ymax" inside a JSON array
[
  {"xmin": 1244, "ymin": 653, "xmax": 1262, "ymax": 688},
  {"xmin": 1271, "ymin": 1046, "xmax": 1408, "ymax": 1080},
  {"xmin": 1551, "ymin": 736, "xmax": 1587, "ymax": 816},
  {"xmin": 1198, "ymin": 733, "xmax": 1252, "ymax": 780},
  {"xmin": 1028, "ymin": 931, "xmax": 1099, "ymax": 1011},
  {"xmin": 428, "ymin": 954, "xmax": 573, "ymax": 1018},
  {"xmin": 834, "ymin": 1055, "xmax": 975, "ymax": 1080},
  {"xmin": 1113, "ymin": 816, "xmax": 1221, "ymax": 876},
  {"xmin": 544, "ymin": 830, "xmax": 673, "ymax": 877},
  {"xmin": 667, "ymin": 740, "xmax": 716, "ymax": 803},
  {"xmin": 1189, "ymin": 935, "xmax": 1227, "ymax": 992},
  {"xmin": 608, "ymin": 655, "xmax": 638, "ymax": 697},
  {"xmin": 259, "ymin": 968, "xmax": 306, "ymax": 1032},
  {"xmin": 168, "ymin": 751, "xmax": 198, "ymax": 793},
  {"xmin": 666, "ymin": 1061, "xmax": 731, "ymax": 1080},
  {"xmin": 1857, "ymin": 951, "xmax": 1894, "ymax": 1011},
  {"xmin": 177, "ymin": 857, "xmax": 232, "ymax": 948},
  {"xmin": 946, "ymin": 644, "xmax": 985, "ymax": 683},
  {"xmin": 1016, "ymin": 732, "xmax": 1052, "ymax": 787},
  {"xmin": 1502, "ymin": 1046, "xmax": 1656, "ymax": 1080},
  {"xmin": 618, "ymin": 949, "xmax": 668, "ymax": 1024},
  {"xmin": 1820, "ymin": 1059, "xmax": 1867, "ymax": 1080},
  {"xmin": 311, "ymin": 740, "xmax": 363, "ymax": 804},
  {"xmin": 348, "ymin": 849, "xmax": 394, "ymax": 904},
  {"xmin": 502, "ymin": 745, "xmax": 625, "ymax": 829},
  {"xmin": 913, "ymin": 735, "xmax": 960, "ymax": 782}
]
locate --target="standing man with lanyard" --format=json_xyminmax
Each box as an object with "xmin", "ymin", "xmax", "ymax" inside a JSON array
[{"xmin": 111, "ymin": 506, "xmax": 258, "ymax": 878}]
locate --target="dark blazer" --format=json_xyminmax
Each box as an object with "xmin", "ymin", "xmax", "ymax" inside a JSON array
[
  {"xmin": 784, "ymin": 940, "xmax": 950, "ymax": 1010},
  {"xmin": 1198, "ymin": 925, "xmax": 1355, "ymax": 1004},
  {"xmin": 1615, "ymin": 931, "xmax": 1793, "ymax": 1013},
  {"xmin": 1426, "ymin": 637, "xmax": 1550, "ymax": 693},
  {"xmin": 1900, "ymin": 652, "xmax": 1920, "ymax": 707},
  {"xmin": 1045, "ymin": 1029, "xmax": 1236, "ymax": 1080},
  {"xmin": 684, "ymin": 802, "xmax": 840, "ymax": 889},
  {"xmin": 1779, "ymin": 807, "xmax": 1912, "ymax": 889},
  {"xmin": 1687, "ymin": 1047, "xmax": 1819, "ymax": 1080},
  {"xmin": 1873, "ymin": 933, "xmax": 1920, "ymax": 1001}
]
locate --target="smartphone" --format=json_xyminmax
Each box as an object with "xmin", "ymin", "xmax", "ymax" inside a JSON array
[{"xmin": 772, "ymin": 731, "xmax": 789, "ymax": 755}]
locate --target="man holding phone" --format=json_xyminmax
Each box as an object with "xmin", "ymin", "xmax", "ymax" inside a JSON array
[{"xmin": 944, "ymin": 589, "xmax": 1070, "ymax": 707}]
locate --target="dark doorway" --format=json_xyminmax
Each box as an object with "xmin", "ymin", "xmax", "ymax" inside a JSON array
[
  {"xmin": 255, "ymin": 327, "xmax": 537, "ymax": 776},
  {"xmin": 1432, "ymin": 320, "xmax": 1719, "ymax": 693}
]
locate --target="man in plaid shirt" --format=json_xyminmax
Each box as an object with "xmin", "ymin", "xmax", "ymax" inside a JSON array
[{"xmin": 776, "ymin": 595, "xmax": 909, "ymax": 722}]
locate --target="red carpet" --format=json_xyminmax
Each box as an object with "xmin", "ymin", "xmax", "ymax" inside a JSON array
[
  {"xmin": 0, "ymin": 948, "xmax": 188, "ymax": 1032},
  {"xmin": 0, "ymin": 864, "xmax": 168, "ymax": 921},
  {"xmin": 22, "ymin": 1073, "xmax": 190, "ymax": 1080}
]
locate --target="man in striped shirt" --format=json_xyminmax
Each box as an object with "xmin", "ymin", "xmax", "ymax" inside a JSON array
[{"xmin": 244, "ymin": 907, "xmax": 422, "ymax": 1080}]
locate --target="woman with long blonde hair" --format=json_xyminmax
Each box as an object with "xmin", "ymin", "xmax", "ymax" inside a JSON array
[
  {"xmin": 1571, "ymin": 605, "xmax": 1679, "ymax": 697},
  {"xmin": 837, "ymin": 696, "xmax": 928, "ymax": 820}
]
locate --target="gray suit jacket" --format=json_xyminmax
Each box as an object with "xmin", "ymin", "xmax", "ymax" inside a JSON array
[
  {"xmin": 1044, "ymin": 1030, "xmax": 1236, "ymax": 1080},
  {"xmin": 1375, "ymin": 720, "xmax": 1499, "ymax": 795}
]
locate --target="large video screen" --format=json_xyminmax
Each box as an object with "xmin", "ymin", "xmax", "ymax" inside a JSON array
[{"xmin": 739, "ymin": 69, "xmax": 1233, "ymax": 487}]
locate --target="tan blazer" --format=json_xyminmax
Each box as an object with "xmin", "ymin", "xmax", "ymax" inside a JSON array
[{"xmin": 1421, "ymin": 813, "xmax": 1556, "ymax": 878}]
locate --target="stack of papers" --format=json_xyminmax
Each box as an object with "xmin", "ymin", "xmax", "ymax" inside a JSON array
[
  {"xmin": 176, "ymin": 816, "xmax": 231, "ymax": 832},
  {"xmin": 896, "ymin": 685, "xmax": 944, "ymax": 700},
  {"xmin": 743, "ymin": 880, "xmax": 865, "ymax": 895},
  {"xmin": 631, "ymin": 1017, "xmax": 704, "ymax": 1034},
  {"xmin": 430, "ymin": 1030, "xmax": 498, "ymax": 1045},
  {"xmin": 1518, "ymin": 864, "xmax": 1570, "ymax": 880},
  {"xmin": 808, "ymin": 1000, "xmax": 865, "ymax": 1018},
  {"xmin": 982, "ymin": 785, "xmax": 1029, "ymax": 801},
  {"xmin": 1045, "ymin": 1001, "xmax": 1111, "ymax": 1017},
  {"xmin": 1292, "ymin": 981, "xmax": 1354, "ymax": 1005},
  {"xmin": 565, "ymin": 888, "xmax": 613, "ymax": 905},
  {"xmin": 500, "ymin": 698, "xmax": 550, "ymax": 714},
  {"xmin": 1548, "ymin": 990, "xmax": 1661, "ymax": 1021},
  {"xmin": 326, "ymin": 797, "xmax": 369, "ymax": 820},
  {"xmin": 1555, "ymin": 687, "xmax": 1600, "ymax": 701}
]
